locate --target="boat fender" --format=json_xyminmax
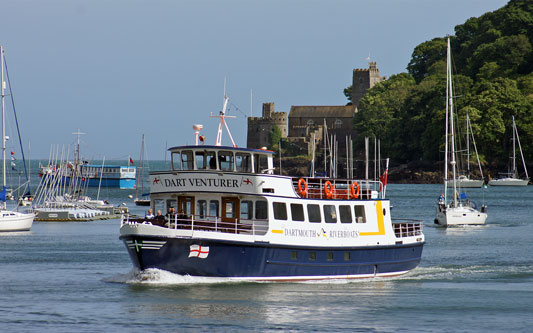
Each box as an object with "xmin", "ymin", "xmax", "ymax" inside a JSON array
[
  {"xmin": 350, "ymin": 182, "xmax": 360, "ymax": 199},
  {"xmin": 324, "ymin": 181, "xmax": 334, "ymax": 199},
  {"xmin": 297, "ymin": 178, "xmax": 308, "ymax": 197}
]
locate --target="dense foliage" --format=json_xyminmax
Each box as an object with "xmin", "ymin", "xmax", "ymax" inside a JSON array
[{"xmin": 348, "ymin": 0, "xmax": 533, "ymax": 170}]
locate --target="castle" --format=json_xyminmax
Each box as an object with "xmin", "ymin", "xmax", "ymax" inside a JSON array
[{"xmin": 247, "ymin": 62, "xmax": 386, "ymax": 154}]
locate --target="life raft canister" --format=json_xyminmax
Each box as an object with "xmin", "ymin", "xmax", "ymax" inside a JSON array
[
  {"xmin": 297, "ymin": 178, "xmax": 308, "ymax": 197},
  {"xmin": 324, "ymin": 180, "xmax": 334, "ymax": 199},
  {"xmin": 350, "ymin": 181, "xmax": 360, "ymax": 199}
]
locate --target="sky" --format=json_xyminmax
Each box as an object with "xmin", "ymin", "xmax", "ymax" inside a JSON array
[{"xmin": 0, "ymin": 0, "xmax": 509, "ymax": 161}]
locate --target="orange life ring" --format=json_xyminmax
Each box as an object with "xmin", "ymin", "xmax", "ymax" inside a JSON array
[
  {"xmin": 297, "ymin": 178, "xmax": 308, "ymax": 197},
  {"xmin": 324, "ymin": 181, "xmax": 333, "ymax": 199},
  {"xmin": 350, "ymin": 182, "xmax": 360, "ymax": 199}
]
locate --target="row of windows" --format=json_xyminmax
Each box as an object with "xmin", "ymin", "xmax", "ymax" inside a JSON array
[
  {"xmin": 291, "ymin": 251, "xmax": 351, "ymax": 261},
  {"xmin": 172, "ymin": 150, "xmax": 269, "ymax": 173},
  {"xmin": 273, "ymin": 202, "xmax": 367, "ymax": 224}
]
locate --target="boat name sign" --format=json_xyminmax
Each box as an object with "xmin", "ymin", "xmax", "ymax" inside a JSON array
[{"xmin": 150, "ymin": 173, "xmax": 256, "ymax": 193}]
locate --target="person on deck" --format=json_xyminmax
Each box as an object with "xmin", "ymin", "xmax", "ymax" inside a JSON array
[{"xmin": 145, "ymin": 209, "xmax": 154, "ymax": 219}]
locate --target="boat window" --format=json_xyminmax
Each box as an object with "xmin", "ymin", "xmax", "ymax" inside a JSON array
[
  {"xmin": 255, "ymin": 200, "xmax": 268, "ymax": 219},
  {"xmin": 224, "ymin": 201, "xmax": 235, "ymax": 218},
  {"xmin": 240, "ymin": 200, "xmax": 253, "ymax": 220},
  {"xmin": 195, "ymin": 151, "xmax": 206, "ymax": 170},
  {"xmin": 307, "ymin": 204, "xmax": 321, "ymax": 223},
  {"xmin": 172, "ymin": 152, "xmax": 181, "ymax": 170},
  {"xmin": 323, "ymin": 205, "xmax": 337, "ymax": 223},
  {"xmin": 218, "ymin": 151, "xmax": 234, "ymax": 171},
  {"xmin": 197, "ymin": 200, "xmax": 207, "ymax": 219},
  {"xmin": 354, "ymin": 205, "xmax": 366, "ymax": 223},
  {"xmin": 344, "ymin": 252, "xmax": 350, "ymax": 261},
  {"xmin": 254, "ymin": 154, "xmax": 269, "ymax": 173},
  {"xmin": 273, "ymin": 202, "xmax": 287, "ymax": 220},
  {"xmin": 181, "ymin": 150, "xmax": 193, "ymax": 170},
  {"xmin": 167, "ymin": 199, "xmax": 178, "ymax": 211},
  {"xmin": 206, "ymin": 151, "xmax": 217, "ymax": 170},
  {"xmin": 309, "ymin": 252, "xmax": 316, "ymax": 261},
  {"xmin": 209, "ymin": 200, "xmax": 219, "ymax": 217},
  {"xmin": 327, "ymin": 252, "xmax": 334, "ymax": 261},
  {"xmin": 291, "ymin": 251, "xmax": 298, "ymax": 260},
  {"xmin": 290, "ymin": 203, "xmax": 305, "ymax": 222},
  {"xmin": 339, "ymin": 205, "xmax": 352, "ymax": 223},
  {"xmin": 236, "ymin": 153, "xmax": 252, "ymax": 173},
  {"xmin": 154, "ymin": 200, "xmax": 165, "ymax": 214}
]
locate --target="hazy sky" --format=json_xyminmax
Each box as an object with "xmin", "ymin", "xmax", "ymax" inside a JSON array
[{"xmin": 1, "ymin": 0, "xmax": 508, "ymax": 160}]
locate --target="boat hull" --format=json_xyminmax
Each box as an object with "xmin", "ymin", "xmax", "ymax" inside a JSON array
[
  {"xmin": 488, "ymin": 178, "xmax": 529, "ymax": 186},
  {"xmin": 446, "ymin": 179, "xmax": 484, "ymax": 188},
  {"xmin": 119, "ymin": 235, "xmax": 424, "ymax": 281},
  {"xmin": 0, "ymin": 211, "xmax": 35, "ymax": 232},
  {"xmin": 435, "ymin": 206, "xmax": 487, "ymax": 226}
]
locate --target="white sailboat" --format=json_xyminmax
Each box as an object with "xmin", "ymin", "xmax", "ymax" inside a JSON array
[
  {"xmin": 488, "ymin": 116, "xmax": 529, "ymax": 186},
  {"xmin": 447, "ymin": 113, "xmax": 484, "ymax": 188},
  {"xmin": 435, "ymin": 38, "xmax": 487, "ymax": 227},
  {"xmin": 0, "ymin": 46, "xmax": 35, "ymax": 232}
]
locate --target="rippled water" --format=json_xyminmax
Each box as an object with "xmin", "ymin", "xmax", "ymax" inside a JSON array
[{"xmin": 1, "ymin": 183, "xmax": 532, "ymax": 332}]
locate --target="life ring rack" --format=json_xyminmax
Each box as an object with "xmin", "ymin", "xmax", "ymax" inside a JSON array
[{"xmin": 297, "ymin": 178, "xmax": 308, "ymax": 197}]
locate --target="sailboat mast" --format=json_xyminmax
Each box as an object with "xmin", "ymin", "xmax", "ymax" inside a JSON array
[
  {"xmin": 1, "ymin": 46, "xmax": 5, "ymax": 196},
  {"xmin": 466, "ymin": 113, "xmax": 470, "ymax": 175},
  {"xmin": 512, "ymin": 115, "xmax": 516, "ymax": 177},
  {"xmin": 443, "ymin": 39, "xmax": 450, "ymax": 203},
  {"xmin": 448, "ymin": 38, "xmax": 458, "ymax": 208}
]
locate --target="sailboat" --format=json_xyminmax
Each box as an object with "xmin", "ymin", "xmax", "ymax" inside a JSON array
[
  {"xmin": 0, "ymin": 46, "xmax": 35, "ymax": 232},
  {"xmin": 435, "ymin": 38, "xmax": 487, "ymax": 227},
  {"xmin": 134, "ymin": 134, "xmax": 150, "ymax": 206},
  {"xmin": 488, "ymin": 116, "xmax": 529, "ymax": 186},
  {"xmin": 447, "ymin": 113, "xmax": 484, "ymax": 188}
]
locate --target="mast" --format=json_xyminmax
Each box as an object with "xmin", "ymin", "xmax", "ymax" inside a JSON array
[
  {"xmin": 1, "ymin": 45, "xmax": 5, "ymax": 208},
  {"xmin": 512, "ymin": 115, "xmax": 516, "ymax": 178},
  {"xmin": 448, "ymin": 38, "xmax": 458, "ymax": 208},
  {"xmin": 513, "ymin": 116, "xmax": 529, "ymax": 180},
  {"xmin": 210, "ymin": 82, "xmax": 236, "ymax": 147},
  {"xmin": 443, "ymin": 38, "xmax": 450, "ymax": 204},
  {"xmin": 466, "ymin": 113, "xmax": 470, "ymax": 176}
]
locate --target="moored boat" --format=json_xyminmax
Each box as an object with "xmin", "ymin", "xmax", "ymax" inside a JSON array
[
  {"xmin": 0, "ymin": 45, "xmax": 35, "ymax": 232},
  {"xmin": 119, "ymin": 93, "xmax": 424, "ymax": 281},
  {"xmin": 435, "ymin": 37, "xmax": 487, "ymax": 227}
]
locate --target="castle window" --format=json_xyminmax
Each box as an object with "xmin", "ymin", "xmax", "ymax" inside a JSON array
[
  {"xmin": 307, "ymin": 120, "xmax": 315, "ymax": 127},
  {"xmin": 334, "ymin": 119, "xmax": 343, "ymax": 129}
]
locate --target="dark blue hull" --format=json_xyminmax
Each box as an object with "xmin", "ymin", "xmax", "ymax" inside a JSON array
[
  {"xmin": 60, "ymin": 177, "xmax": 136, "ymax": 189},
  {"xmin": 120, "ymin": 236, "xmax": 424, "ymax": 280}
]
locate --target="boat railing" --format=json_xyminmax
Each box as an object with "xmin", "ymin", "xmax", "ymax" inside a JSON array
[
  {"xmin": 121, "ymin": 214, "xmax": 269, "ymax": 236},
  {"xmin": 391, "ymin": 219, "xmax": 423, "ymax": 238},
  {"xmin": 292, "ymin": 177, "xmax": 383, "ymax": 200}
]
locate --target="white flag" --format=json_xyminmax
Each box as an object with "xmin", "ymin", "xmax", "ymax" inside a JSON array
[{"xmin": 189, "ymin": 245, "xmax": 209, "ymax": 258}]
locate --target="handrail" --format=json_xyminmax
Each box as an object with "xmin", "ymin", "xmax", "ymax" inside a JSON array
[
  {"xmin": 121, "ymin": 213, "xmax": 269, "ymax": 236},
  {"xmin": 391, "ymin": 219, "xmax": 423, "ymax": 238},
  {"xmin": 292, "ymin": 177, "xmax": 383, "ymax": 200}
]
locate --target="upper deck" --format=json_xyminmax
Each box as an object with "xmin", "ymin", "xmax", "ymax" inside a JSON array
[{"xmin": 167, "ymin": 145, "xmax": 275, "ymax": 175}]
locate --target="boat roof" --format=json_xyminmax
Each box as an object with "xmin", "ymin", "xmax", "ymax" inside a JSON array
[{"xmin": 168, "ymin": 145, "xmax": 275, "ymax": 155}]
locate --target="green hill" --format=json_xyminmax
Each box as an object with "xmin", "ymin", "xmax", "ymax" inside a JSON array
[{"xmin": 348, "ymin": 0, "xmax": 533, "ymax": 174}]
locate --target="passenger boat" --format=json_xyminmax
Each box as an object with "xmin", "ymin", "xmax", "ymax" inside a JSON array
[
  {"xmin": 39, "ymin": 163, "xmax": 136, "ymax": 189},
  {"xmin": 119, "ymin": 94, "xmax": 424, "ymax": 281}
]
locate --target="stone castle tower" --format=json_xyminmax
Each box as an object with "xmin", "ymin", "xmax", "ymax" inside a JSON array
[
  {"xmin": 247, "ymin": 102, "xmax": 287, "ymax": 149},
  {"xmin": 351, "ymin": 62, "xmax": 386, "ymax": 108}
]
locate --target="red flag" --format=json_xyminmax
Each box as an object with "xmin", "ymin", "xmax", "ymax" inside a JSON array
[
  {"xmin": 379, "ymin": 170, "xmax": 388, "ymax": 187},
  {"xmin": 129, "ymin": 157, "xmax": 134, "ymax": 166}
]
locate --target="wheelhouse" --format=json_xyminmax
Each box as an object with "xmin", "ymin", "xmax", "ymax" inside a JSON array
[{"xmin": 169, "ymin": 145, "xmax": 274, "ymax": 174}]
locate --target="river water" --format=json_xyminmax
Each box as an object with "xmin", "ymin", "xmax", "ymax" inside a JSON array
[{"xmin": 1, "ymin": 174, "xmax": 532, "ymax": 331}]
